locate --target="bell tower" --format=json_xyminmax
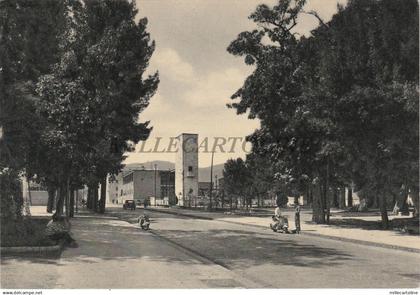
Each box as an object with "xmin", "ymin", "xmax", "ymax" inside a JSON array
[{"xmin": 175, "ymin": 133, "xmax": 199, "ymax": 207}]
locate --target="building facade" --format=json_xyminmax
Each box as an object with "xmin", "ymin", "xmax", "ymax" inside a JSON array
[
  {"xmin": 116, "ymin": 169, "xmax": 175, "ymax": 205},
  {"xmin": 22, "ymin": 179, "xmax": 49, "ymax": 206}
]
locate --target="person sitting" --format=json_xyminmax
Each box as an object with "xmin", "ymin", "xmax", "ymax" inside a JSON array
[
  {"xmin": 45, "ymin": 212, "xmax": 77, "ymax": 247},
  {"xmin": 270, "ymin": 206, "xmax": 289, "ymax": 233}
]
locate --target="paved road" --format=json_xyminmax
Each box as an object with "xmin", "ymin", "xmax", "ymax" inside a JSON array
[
  {"xmin": 110, "ymin": 208, "xmax": 420, "ymax": 288},
  {"xmin": 2, "ymin": 208, "xmax": 419, "ymax": 288}
]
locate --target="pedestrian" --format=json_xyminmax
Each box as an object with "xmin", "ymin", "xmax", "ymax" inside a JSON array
[{"xmin": 295, "ymin": 204, "xmax": 301, "ymax": 234}]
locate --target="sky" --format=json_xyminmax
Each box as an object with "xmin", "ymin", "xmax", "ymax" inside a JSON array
[{"xmin": 125, "ymin": 0, "xmax": 347, "ymax": 168}]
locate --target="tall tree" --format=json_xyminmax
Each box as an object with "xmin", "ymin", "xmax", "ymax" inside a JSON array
[
  {"xmin": 35, "ymin": 0, "xmax": 158, "ymax": 214},
  {"xmin": 227, "ymin": 0, "xmax": 418, "ymax": 227},
  {"xmin": 223, "ymin": 158, "xmax": 252, "ymax": 210},
  {"xmin": 0, "ymin": 0, "xmax": 68, "ymax": 217}
]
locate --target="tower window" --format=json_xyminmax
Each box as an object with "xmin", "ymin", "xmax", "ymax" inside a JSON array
[{"xmin": 188, "ymin": 166, "xmax": 193, "ymax": 172}]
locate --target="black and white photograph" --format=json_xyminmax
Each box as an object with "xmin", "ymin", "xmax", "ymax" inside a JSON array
[{"xmin": 0, "ymin": 0, "xmax": 419, "ymax": 293}]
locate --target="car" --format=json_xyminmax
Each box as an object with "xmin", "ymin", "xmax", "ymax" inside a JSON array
[{"xmin": 123, "ymin": 200, "xmax": 136, "ymax": 210}]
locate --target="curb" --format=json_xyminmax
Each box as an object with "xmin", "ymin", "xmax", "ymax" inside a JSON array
[
  {"xmin": 0, "ymin": 240, "xmax": 65, "ymax": 255},
  {"xmin": 147, "ymin": 207, "xmax": 272, "ymax": 218},
  {"xmin": 146, "ymin": 208, "xmax": 214, "ymax": 220},
  {"xmin": 146, "ymin": 208, "xmax": 420, "ymax": 254}
]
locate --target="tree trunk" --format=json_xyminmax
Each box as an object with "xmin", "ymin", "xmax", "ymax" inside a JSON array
[
  {"xmin": 65, "ymin": 178, "xmax": 70, "ymax": 217},
  {"xmin": 307, "ymin": 186, "xmax": 312, "ymax": 207},
  {"xmin": 93, "ymin": 184, "xmax": 99, "ymax": 212},
  {"xmin": 371, "ymin": 193, "xmax": 378, "ymax": 209},
  {"xmin": 47, "ymin": 187, "xmax": 56, "ymax": 213},
  {"xmin": 245, "ymin": 195, "xmax": 249, "ymax": 211},
  {"xmin": 99, "ymin": 176, "xmax": 107, "ymax": 214},
  {"xmin": 379, "ymin": 192, "xmax": 389, "ymax": 229},
  {"xmin": 332, "ymin": 188, "xmax": 339, "ymax": 208},
  {"xmin": 87, "ymin": 186, "xmax": 93, "ymax": 209},
  {"xmin": 312, "ymin": 184, "xmax": 326, "ymax": 224},
  {"xmin": 347, "ymin": 187, "xmax": 353, "ymax": 207},
  {"xmin": 325, "ymin": 187, "xmax": 331, "ymax": 224},
  {"xmin": 69, "ymin": 189, "xmax": 75, "ymax": 217},
  {"xmin": 338, "ymin": 187, "xmax": 346, "ymax": 209},
  {"xmin": 56, "ymin": 183, "xmax": 66, "ymax": 215}
]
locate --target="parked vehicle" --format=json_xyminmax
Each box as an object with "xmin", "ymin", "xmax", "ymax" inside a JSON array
[{"xmin": 123, "ymin": 200, "xmax": 136, "ymax": 210}]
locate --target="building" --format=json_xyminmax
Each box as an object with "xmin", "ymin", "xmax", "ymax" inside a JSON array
[
  {"xmin": 116, "ymin": 168, "xmax": 175, "ymax": 205},
  {"xmin": 22, "ymin": 179, "xmax": 48, "ymax": 206},
  {"xmin": 175, "ymin": 133, "xmax": 199, "ymax": 207}
]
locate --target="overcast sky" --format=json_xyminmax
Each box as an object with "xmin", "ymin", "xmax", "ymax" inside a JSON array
[{"xmin": 126, "ymin": 0, "xmax": 347, "ymax": 168}]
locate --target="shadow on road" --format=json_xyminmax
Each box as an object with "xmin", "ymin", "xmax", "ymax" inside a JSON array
[
  {"xmin": 154, "ymin": 228, "xmax": 354, "ymax": 269},
  {"xmin": 2, "ymin": 214, "xmax": 215, "ymax": 268}
]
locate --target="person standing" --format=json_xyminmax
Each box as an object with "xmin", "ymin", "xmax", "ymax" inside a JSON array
[{"xmin": 295, "ymin": 204, "xmax": 301, "ymax": 234}]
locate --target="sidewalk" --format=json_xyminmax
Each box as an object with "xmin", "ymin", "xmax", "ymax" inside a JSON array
[
  {"xmin": 1, "ymin": 211, "xmax": 259, "ymax": 288},
  {"xmin": 146, "ymin": 206, "xmax": 420, "ymax": 252}
]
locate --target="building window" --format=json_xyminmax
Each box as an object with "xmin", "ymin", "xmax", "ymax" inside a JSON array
[
  {"xmin": 187, "ymin": 166, "xmax": 194, "ymax": 177},
  {"xmin": 123, "ymin": 173, "xmax": 133, "ymax": 184}
]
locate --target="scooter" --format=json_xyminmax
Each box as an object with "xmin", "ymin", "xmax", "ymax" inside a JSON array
[
  {"xmin": 138, "ymin": 215, "xmax": 150, "ymax": 230},
  {"xmin": 270, "ymin": 215, "xmax": 290, "ymax": 233}
]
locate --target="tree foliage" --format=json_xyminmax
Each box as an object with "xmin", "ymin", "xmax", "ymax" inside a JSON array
[
  {"xmin": 0, "ymin": 0, "xmax": 68, "ymax": 218},
  {"xmin": 1, "ymin": 0, "xmax": 158, "ymax": 217},
  {"xmin": 228, "ymin": 0, "xmax": 419, "ymax": 226}
]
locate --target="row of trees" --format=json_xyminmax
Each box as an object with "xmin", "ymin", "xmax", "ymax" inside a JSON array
[
  {"xmin": 224, "ymin": 0, "xmax": 419, "ymax": 228},
  {"xmin": 0, "ymin": 0, "xmax": 158, "ymax": 220}
]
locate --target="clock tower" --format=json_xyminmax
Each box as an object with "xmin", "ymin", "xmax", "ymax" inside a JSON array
[{"xmin": 175, "ymin": 133, "xmax": 199, "ymax": 207}]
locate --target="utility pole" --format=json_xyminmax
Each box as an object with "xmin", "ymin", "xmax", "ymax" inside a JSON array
[
  {"xmin": 154, "ymin": 164, "xmax": 157, "ymax": 206},
  {"xmin": 209, "ymin": 150, "xmax": 214, "ymax": 210},
  {"xmin": 215, "ymin": 174, "xmax": 218, "ymax": 208}
]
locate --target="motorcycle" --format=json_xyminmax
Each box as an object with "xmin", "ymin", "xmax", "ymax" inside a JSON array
[
  {"xmin": 138, "ymin": 215, "xmax": 150, "ymax": 230},
  {"xmin": 270, "ymin": 215, "xmax": 290, "ymax": 233}
]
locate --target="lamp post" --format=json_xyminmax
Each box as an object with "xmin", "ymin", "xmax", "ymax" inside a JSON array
[{"xmin": 209, "ymin": 149, "xmax": 214, "ymax": 210}]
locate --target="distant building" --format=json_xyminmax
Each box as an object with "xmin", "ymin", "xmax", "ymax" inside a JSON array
[
  {"xmin": 22, "ymin": 179, "xmax": 48, "ymax": 206},
  {"xmin": 115, "ymin": 168, "xmax": 175, "ymax": 205}
]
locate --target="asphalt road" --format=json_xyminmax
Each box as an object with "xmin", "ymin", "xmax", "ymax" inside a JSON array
[
  {"xmin": 110, "ymin": 207, "xmax": 420, "ymax": 288},
  {"xmin": 2, "ymin": 207, "xmax": 419, "ymax": 288}
]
